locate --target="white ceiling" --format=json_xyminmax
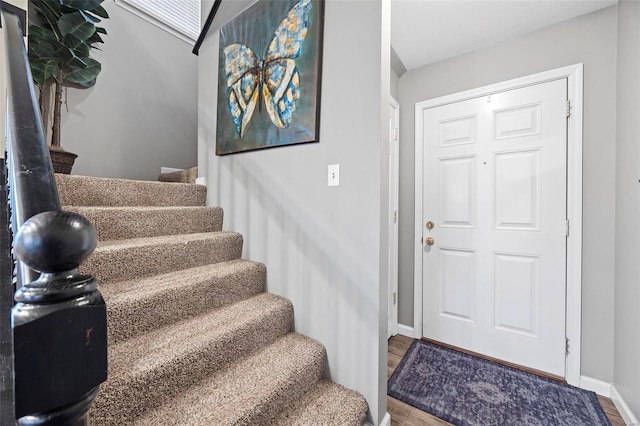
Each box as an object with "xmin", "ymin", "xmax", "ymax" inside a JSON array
[{"xmin": 391, "ymin": 0, "xmax": 618, "ymax": 72}]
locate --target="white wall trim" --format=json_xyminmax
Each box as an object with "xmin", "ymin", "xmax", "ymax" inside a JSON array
[
  {"xmin": 564, "ymin": 64, "xmax": 584, "ymax": 387},
  {"xmin": 579, "ymin": 375, "xmax": 611, "ymax": 397},
  {"xmin": 160, "ymin": 167, "xmax": 184, "ymax": 174},
  {"xmin": 413, "ymin": 102, "xmax": 425, "ymax": 340},
  {"xmin": 579, "ymin": 377, "xmax": 639, "ymax": 424},
  {"xmin": 388, "ymin": 96, "xmax": 400, "ymax": 339},
  {"xmin": 611, "ymin": 386, "xmax": 640, "ymax": 426},
  {"xmin": 413, "ymin": 63, "xmax": 584, "ymax": 384},
  {"xmin": 372, "ymin": 412, "xmax": 391, "ymax": 426},
  {"xmin": 397, "ymin": 324, "xmax": 414, "ymax": 338}
]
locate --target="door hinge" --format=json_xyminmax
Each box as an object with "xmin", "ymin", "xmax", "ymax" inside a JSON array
[
  {"xmin": 393, "ymin": 292, "xmax": 397, "ymax": 305},
  {"xmin": 566, "ymin": 219, "xmax": 570, "ymax": 237},
  {"xmin": 394, "ymin": 128, "xmax": 399, "ymax": 141},
  {"xmin": 566, "ymin": 100, "xmax": 571, "ymax": 118},
  {"xmin": 421, "ymin": 237, "xmax": 423, "ymax": 245},
  {"xmin": 566, "ymin": 337, "xmax": 570, "ymax": 355},
  {"xmin": 393, "ymin": 210, "xmax": 397, "ymax": 224}
]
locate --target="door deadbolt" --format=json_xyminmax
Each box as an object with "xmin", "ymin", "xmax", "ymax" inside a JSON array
[{"xmin": 426, "ymin": 221, "xmax": 434, "ymax": 230}]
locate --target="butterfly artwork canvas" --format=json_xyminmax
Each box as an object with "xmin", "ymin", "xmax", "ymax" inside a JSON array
[{"xmin": 216, "ymin": 0, "xmax": 325, "ymax": 155}]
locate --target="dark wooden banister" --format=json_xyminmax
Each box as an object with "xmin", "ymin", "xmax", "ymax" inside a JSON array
[
  {"xmin": 1, "ymin": 6, "xmax": 107, "ymax": 425},
  {"xmin": 192, "ymin": 0, "xmax": 222, "ymax": 56}
]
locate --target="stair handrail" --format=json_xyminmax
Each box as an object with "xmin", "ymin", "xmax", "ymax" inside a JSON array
[
  {"xmin": 1, "ymin": 6, "xmax": 107, "ymax": 425},
  {"xmin": 192, "ymin": 0, "xmax": 221, "ymax": 56}
]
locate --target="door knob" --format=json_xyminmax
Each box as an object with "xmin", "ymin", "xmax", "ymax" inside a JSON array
[
  {"xmin": 425, "ymin": 237, "xmax": 435, "ymax": 246},
  {"xmin": 426, "ymin": 221, "xmax": 434, "ymax": 230}
]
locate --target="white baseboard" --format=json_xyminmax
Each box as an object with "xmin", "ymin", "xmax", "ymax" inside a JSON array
[
  {"xmin": 160, "ymin": 167, "xmax": 183, "ymax": 174},
  {"xmin": 579, "ymin": 375, "xmax": 611, "ymax": 397},
  {"xmin": 580, "ymin": 376, "xmax": 639, "ymax": 424},
  {"xmin": 611, "ymin": 386, "xmax": 639, "ymax": 426},
  {"xmin": 397, "ymin": 324, "xmax": 414, "ymax": 338},
  {"xmin": 377, "ymin": 412, "xmax": 391, "ymax": 426},
  {"xmin": 195, "ymin": 177, "xmax": 206, "ymax": 186}
]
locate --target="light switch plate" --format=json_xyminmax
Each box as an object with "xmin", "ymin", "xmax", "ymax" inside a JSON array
[{"xmin": 328, "ymin": 164, "xmax": 340, "ymax": 187}]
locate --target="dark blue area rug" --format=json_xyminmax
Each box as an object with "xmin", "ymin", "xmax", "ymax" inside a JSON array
[{"xmin": 388, "ymin": 340, "xmax": 610, "ymax": 426}]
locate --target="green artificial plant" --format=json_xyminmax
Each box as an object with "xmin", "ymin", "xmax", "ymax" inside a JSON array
[{"xmin": 28, "ymin": 0, "xmax": 109, "ymax": 148}]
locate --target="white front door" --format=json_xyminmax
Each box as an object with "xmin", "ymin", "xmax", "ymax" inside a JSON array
[{"xmin": 421, "ymin": 79, "xmax": 568, "ymax": 376}]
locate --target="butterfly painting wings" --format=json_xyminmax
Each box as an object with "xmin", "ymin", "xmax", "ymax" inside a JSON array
[{"xmin": 223, "ymin": 0, "xmax": 312, "ymax": 138}]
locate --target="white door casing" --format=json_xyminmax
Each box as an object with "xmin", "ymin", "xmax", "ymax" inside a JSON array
[
  {"xmin": 422, "ymin": 79, "xmax": 567, "ymax": 376},
  {"xmin": 413, "ymin": 64, "xmax": 584, "ymax": 384},
  {"xmin": 388, "ymin": 97, "xmax": 400, "ymax": 338}
]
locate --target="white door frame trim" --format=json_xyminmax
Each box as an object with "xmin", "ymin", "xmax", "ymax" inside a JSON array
[
  {"xmin": 388, "ymin": 96, "xmax": 400, "ymax": 337},
  {"xmin": 412, "ymin": 63, "xmax": 584, "ymax": 386}
]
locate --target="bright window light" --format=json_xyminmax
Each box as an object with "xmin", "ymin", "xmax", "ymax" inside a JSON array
[{"xmin": 116, "ymin": 0, "xmax": 200, "ymax": 42}]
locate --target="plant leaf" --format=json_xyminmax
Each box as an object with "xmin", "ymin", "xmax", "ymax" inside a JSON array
[
  {"xmin": 32, "ymin": 0, "xmax": 63, "ymax": 38},
  {"xmin": 79, "ymin": 10, "xmax": 101, "ymax": 23},
  {"xmin": 86, "ymin": 31, "xmax": 104, "ymax": 45},
  {"xmin": 64, "ymin": 57, "xmax": 101, "ymax": 85},
  {"xmin": 76, "ymin": 77, "xmax": 97, "ymax": 88},
  {"xmin": 89, "ymin": 5, "xmax": 109, "ymax": 19},
  {"xmin": 63, "ymin": 33, "xmax": 90, "ymax": 58},
  {"xmin": 29, "ymin": 42, "xmax": 56, "ymax": 61},
  {"xmin": 30, "ymin": 59, "xmax": 59, "ymax": 86},
  {"xmin": 28, "ymin": 27, "xmax": 70, "ymax": 82},
  {"xmin": 60, "ymin": 0, "xmax": 104, "ymax": 11},
  {"xmin": 28, "ymin": 25, "xmax": 56, "ymax": 44},
  {"xmin": 58, "ymin": 12, "xmax": 96, "ymax": 41}
]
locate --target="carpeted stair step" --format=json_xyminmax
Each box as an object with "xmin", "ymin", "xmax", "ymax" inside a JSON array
[
  {"xmin": 158, "ymin": 166, "xmax": 198, "ymax": 184},
  {"xmin": 102, "ymin": 260, "xmax": 266, "ymax": 344},
  {"xmin": 90, "ymin": 293, "xmax": 294, "ymax": 425},
  {"xmin": 80, "ymin": 232, "xmax": 243, "ymax": 284},
  {"xmin": 273, "ymin": 380, "xmax": 368, "ymax": 426},
  {"xmin": 131, "ymin": 333, "xmax": 326, "ymax": 426},
  {"xmin": 56, "ymin": 174, "xmax": 206, "ymax": 207},
  {"xmin": 64, "ymin": 206, "xmax": 223, "ymax": 241}
]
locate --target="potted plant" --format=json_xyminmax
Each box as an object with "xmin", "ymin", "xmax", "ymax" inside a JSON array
[{"xmin": 28, "ymin": 0, "xmax": 108, "ymax": 174}]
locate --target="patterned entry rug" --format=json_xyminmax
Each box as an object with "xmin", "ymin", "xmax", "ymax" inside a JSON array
[{"xmin": 388, "ymin": 340, "xmax": 610, "ymax": 426}]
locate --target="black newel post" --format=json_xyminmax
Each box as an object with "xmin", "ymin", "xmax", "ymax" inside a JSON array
[{"xmin": 12, "ymin": 211, "xmax": 107, "ymax": 425}]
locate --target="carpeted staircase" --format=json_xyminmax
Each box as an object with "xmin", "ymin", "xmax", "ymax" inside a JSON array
[{"xmin": 55, "ymin": 173, "xmax": 368, "ymax": 426}]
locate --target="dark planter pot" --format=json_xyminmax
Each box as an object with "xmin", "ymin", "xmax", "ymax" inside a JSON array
[{"xmin": 49, "ymin": 147, "xmax": 77, "ymax": 174}]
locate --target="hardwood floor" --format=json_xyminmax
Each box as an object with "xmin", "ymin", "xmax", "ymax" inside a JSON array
[{"xmin": 387, "ymin": 335, "xmax": 625, "ymax": 426}]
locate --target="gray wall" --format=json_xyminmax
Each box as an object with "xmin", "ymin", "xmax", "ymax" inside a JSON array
[
  {"xmin": 197, "ymin": 1, "xmax": 388, "ymax": 423},
  {"xmin": 614, "ymin": 0, "xmax": 640, "ymax": 416},
  {"xmin": 60, "ymin": 0, "xmax": 198, "ymax": 180},
  {"xmin": 397, "ymin": 6, "xmax": 618, "ymax": 382}
]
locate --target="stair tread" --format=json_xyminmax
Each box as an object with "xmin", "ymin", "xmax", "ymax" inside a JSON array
[
  {"xmin": 65, "ymin": 206, "xmax": 224, "ymax": 241},
  {"xmin": 108, "ymin": 292, "xmax": 292, "ymax": 377},
  {"xmin": 81, "ymin": 232, "xmax": 243, "ymax": 284},
  {"xmin": 132, "ymin": 333, "xmax": 325, "ymax": 426},
  {"xmin": 102, "ymin": 260, "xmax": 266, "ymax": 343},
  {"xmin": 101, "ymin": 259, "xmax": 261, "ymax": 304},
  {"xmin": 58, "ymin": 174, "xmax": 203, "ymax": 187},
  {"xmin": 64, "ymin": 205, "xmax": 218, "ymax": 212},
  {"xmin": 273, "ymin": 380, "xmax": 368, "ymax": 426},
  {"xmin": 94, "ymin": 231, "xmax": 238, "ymax": 250},
  {"xmin": 91, "ymin": 293, "xmax": 294, "ymax": 425},
  {"xmin": 56, "ymin": 174, "xmax": 206, "ymax": 207}
]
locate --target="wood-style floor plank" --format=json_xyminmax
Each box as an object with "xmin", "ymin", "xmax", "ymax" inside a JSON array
[{"xmin": 387, "ymin": 335, "xmax": 624, "ymax": 425}]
